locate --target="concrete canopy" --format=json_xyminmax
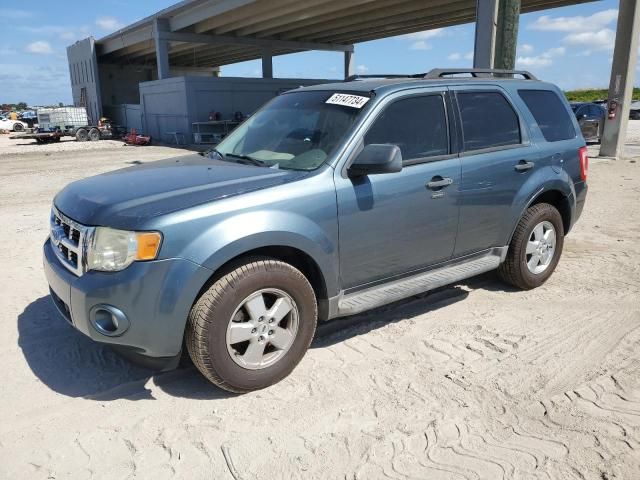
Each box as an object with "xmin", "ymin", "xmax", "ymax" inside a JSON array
[{"xmin": 96, "ymin": 0, "xmax": 596, "ymax": 69}]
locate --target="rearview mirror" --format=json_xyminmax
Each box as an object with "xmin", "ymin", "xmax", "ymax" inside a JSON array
[{"xmin": 348, "ymin": 144, "xmax": 402, "ymax": 177}]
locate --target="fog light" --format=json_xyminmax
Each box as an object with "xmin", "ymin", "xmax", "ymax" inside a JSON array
[{"xmin": 89, "ymin": 305, "xmax": 130, "ymax": 337}]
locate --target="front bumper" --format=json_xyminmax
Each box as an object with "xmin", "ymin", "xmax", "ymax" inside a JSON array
[{"xmin": 43, "ymin": 238, "xmax": 212, "ymax": 369}]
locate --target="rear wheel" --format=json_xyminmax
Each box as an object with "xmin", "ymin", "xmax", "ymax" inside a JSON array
[
  {"xmin": 186, "ymin": 257, "xmax": 317, "ymax": 393},
  {"xmin": 75, "ymin": 128, "xmax": 88, "ymax": 142},
  {"xmin": 13, "ymin": 123, "xmax": 24, "ymax": 132},
  {"xmin": 498, "ymin": 203, "xmax": 564, "ymax": 290},
  {"xmin": 88, "ymin": 128, "xmax": 100, "ymax": 141}
]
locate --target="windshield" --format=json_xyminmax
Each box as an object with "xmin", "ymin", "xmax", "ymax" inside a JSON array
[
  {"xmin": 211, "ymin": 90, "xmax": 371, "ymax": 170},
  {"xmin": 570, "ymin": 104, "xmax": 580, "ymax": 112}
]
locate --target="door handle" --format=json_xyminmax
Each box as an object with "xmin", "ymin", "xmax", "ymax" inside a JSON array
[
  {"xmin": 514, "ymin": 160, "xmax": 535, "ymax": 172},
  {"xmin": 426, "ymin": 177, "xmax": 453, "ymax": 189}
]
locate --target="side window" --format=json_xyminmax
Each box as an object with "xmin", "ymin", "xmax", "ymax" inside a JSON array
[
  {"xmin": 457, "ymin": 91, "xmax": 521, "ymax": 151},
  {"xmin": 364, "ymin": 95, "xmax": 449, "ymax": 161},
  {"xmin": 518, "ymin": 89, "xmax": 576, "ymax": 142}
]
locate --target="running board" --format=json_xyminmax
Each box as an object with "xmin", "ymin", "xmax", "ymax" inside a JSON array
[{"xmin": 336, "ymin": 248, "xmax": 506, "ymax": 317}]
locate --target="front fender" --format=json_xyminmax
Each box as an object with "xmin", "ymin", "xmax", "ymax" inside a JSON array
[{"xmin": 179, "ymin": 210, "xmax": 340, "ymax": 296}]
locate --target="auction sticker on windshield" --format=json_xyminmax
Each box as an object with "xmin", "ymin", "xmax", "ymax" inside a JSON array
[{"xmin": 325, "ymin": 93, "xmax": 370, "ymax": 108}]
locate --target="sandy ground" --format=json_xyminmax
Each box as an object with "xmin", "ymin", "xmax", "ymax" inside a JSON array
[{"xmin": 0, "ymin": 127, "xmax": 639, "ymax": 480}]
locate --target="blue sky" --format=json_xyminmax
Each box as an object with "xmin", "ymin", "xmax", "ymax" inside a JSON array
[{"xmin": 0, "ymin": 0, "xmax": 621, "ymax": 105}]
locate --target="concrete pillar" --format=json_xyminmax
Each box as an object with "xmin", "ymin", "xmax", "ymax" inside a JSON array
[
  {"xmin": 600, "ymin": 0, "xmax": 640, "ymax": 158},
  {"xmin": 344, "ymin": 50, "xmax": 355, "ymax": 79},
  {"xmin": 473, "ymin": 0, "xmax": 499, "ymax": 68},
  {"xmin": 154, "ymin": 18, "xmax": 170, "ymax": 80},
  {"xmin": 493, "ymin": 0, "xmax": 521, "ymax": 70},
  {"xmin": 261, "ymin": 48, "xmax": 273, "ymax": 78}
]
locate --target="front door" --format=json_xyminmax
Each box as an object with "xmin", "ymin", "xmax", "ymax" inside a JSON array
[{"xmin": 334, "ymin": 90, "xmax": 461, "ymax": 290}]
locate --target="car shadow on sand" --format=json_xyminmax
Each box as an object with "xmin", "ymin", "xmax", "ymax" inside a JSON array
[{"xmin": 18, "ymin": 273, "xmax": 507, "ymax": 401}]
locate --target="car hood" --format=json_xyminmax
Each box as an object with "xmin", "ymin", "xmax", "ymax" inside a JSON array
[{"xmin": 54, "ymin": 154, "xmax": 308, "ymax": 228}]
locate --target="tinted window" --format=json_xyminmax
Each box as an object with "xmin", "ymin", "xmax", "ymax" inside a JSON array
[
  {"xmin": 589, "ymin": 105, "xmax": 604, "ymax": 118},
  {"xmin": 457, "ymin": 91, "xmax": 521, "ymax": 150},
  {"xmin": 364, "ymin": 95, "xmax": 449, "ymax": 160},
  {"xmin": 519, "ymin": 90, "xmax": 576, "ymax": 142}
]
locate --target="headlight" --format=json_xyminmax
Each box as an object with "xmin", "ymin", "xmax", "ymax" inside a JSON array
[{"xmin": 87, "ymin": 227, "xmax": 162, "ymax": 272}]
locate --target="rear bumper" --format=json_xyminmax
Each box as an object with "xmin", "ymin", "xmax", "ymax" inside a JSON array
[
  {"xmin": 572, "ymin": 180, "xmax": 588, "ymax": 229},
  {"xmin": 43, "ymin": 238, "xmax": 212, "ymax": 367}
]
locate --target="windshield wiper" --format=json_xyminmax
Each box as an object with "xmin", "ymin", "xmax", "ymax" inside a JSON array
[
  {"xmin": 200, "ymin": 148, "xmax": 224, "ymax": 159},
  {"xmin": 225, "ymin": 153, "xmax": 268, "ymax": 167}
]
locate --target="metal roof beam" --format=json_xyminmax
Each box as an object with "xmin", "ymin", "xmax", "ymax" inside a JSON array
[
  {"xmin": 158, "ymin": 30, "xmax": 354, "ymax": 52},
  {"xmin": 169, "ymin": 0, "xmax": 257, "ymax": 31},
  {"xmin": 99, "ymin": 25, "xmax": 153, "ymax": 55},
  {"xmin": 281, "ymin": 0, "xmax": 470, "ymax": 40}
]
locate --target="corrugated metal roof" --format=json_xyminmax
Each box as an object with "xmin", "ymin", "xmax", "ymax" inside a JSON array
[{"xmin": 96, "ymin": 0, "xmax": 596, "ymax": 68}]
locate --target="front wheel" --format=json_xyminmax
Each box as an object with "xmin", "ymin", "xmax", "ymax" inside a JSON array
[
  {"xmin": 498, "ymin": 203, "xmax": 564, "ymax": 290},
  {"xmin": 185, "ymin": 258, "xmax": 317, "ymax": 393},
  {"xmin": 13, "ymin": 123, "xmax": 24, "ymax": 132}
]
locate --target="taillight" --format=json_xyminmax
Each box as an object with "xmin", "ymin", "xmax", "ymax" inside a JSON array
[{"xmin": 578, "ymin": 146, "xmax": 588, "ymax": 181}]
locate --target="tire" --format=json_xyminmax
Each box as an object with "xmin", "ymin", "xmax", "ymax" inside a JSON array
[
  {"xmin": 75, "ymin": 128, "xmax": 88, "ymax": 142},
  {"xmin": 13, "ymin": 123, "xmax": 24, "ymax": 132},
  {"xmin": 498, "ymin": 203, "xmax": 564, "ymax": 290},
  {"xmin": 186, "ymin": 257, "xmax": 317, "ymax": 393},
  {"xmin": 88, "ymin": 128, "xmax": 100, "ymax": 141}
]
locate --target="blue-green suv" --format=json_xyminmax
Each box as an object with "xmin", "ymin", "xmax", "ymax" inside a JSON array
[{"xmin": 44, "ymin": 69, "xmax": 588, "ymax": 392}]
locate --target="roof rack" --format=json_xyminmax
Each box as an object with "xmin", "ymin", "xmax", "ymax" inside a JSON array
[
  {"xmin": 424, "ymin": 68, "xmax": 537, "ymax": 80},
  {"xmin": 345, "ymin": 73, "xmax": 425, "ymax": 82},
  {"xmin": 344, "ymin": 68, "xmax": 537, "ymax": 83}
]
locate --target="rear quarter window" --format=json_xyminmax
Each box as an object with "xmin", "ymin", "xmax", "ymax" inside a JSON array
[{"xmin": 518, "ymin": 89, "xmax": 576, "ymax": 142}]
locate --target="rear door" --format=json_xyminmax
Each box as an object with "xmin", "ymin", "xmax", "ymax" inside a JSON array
[
  {"xmin": 334, "ymin": 89, "xmax": 461, "ymax": 289},
  {"xmin": 450, "ymin": 86, "xmax": 539, "ymax": 257}
]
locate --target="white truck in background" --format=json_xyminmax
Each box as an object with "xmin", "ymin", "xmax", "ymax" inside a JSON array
[{"xmin": 10, "ymin": 107, "xmax": 117, "ymax": 144}]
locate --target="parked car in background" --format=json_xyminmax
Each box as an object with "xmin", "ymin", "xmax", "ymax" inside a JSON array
[
  {"xmin": 571, "ymin": 102, "xmax": 605, "ymax": 143},
  {"xmin": 0, "ymin": 118, "xmax": 27, "ymax": 132},
  {"xmin": 629, "ymin": 101, "xmax": 640, "ymax": 120}
]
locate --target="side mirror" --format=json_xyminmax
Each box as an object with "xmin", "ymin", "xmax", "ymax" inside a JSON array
[{"xmin": 347, "ymin": 144, "xmax": 403, "ymax": 177}]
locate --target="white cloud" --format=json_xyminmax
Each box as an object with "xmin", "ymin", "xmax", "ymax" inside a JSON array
[
  {"xmin": 563, "ymin": 28, "xmax": 615, "ymax": 53},
  {"xmin": 519, "ymin": 44, "xmax": 534, "ymax": 54},
  {"xmin": 401, "ymin": 28, "xmax": 444, "ymax": 51},
  {"xmin": 356, "ymin": 64, "xmax": 369, "ymax": 74},
  {"xmin": 410, "ymin": 40, "xmax": 431, "ymax": 51},
  {"xmin": 25, "ymin": 41, "xmax": 53, "ymax": 55},
  {"xmin": 402, "ymin": 28, "xmax": 445, "ymax": 41},
  {"xmin": 516, "ymin": 46, "xmax": 565, "ymax": 68},
  {"xmin": 448, "ymin": 51, "xmax": 473, "ymax": 61},
  {"xmin": 529, "ymin": 9, "xmax": 618, "ymax": 32},
  {"xmin": 0, "ymin": 63, "xmax": 71, "ymax": 105},
  {"xmin": 0, "ymin": 9, "xmax": 32, "ymax": 19},
  {"xmin": 96, "ymin": 16, "xmax": 125, "ymax": 31}
]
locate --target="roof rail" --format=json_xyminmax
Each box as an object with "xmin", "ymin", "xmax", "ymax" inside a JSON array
[
  {"xmin": 424, "ymin": 68, "xmax": 537, "ymax": 80},
  {"xmin": 345, "ymin": 73, "xmax": 425, "ymax": 82}
]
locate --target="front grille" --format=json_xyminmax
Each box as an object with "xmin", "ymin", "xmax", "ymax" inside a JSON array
[{"xmin": 50, "ymin": 207, "xmax": 92, "ymax": 276}]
